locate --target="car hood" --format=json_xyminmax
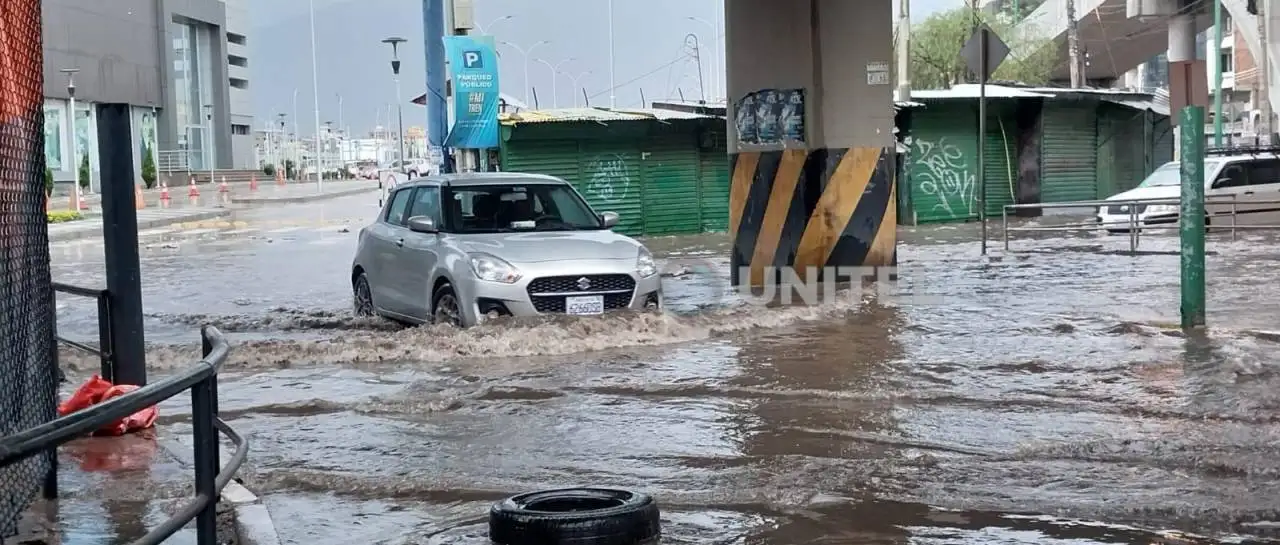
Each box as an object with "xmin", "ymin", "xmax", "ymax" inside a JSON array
[
  {"xmin": 454, "ymin": 230, "xmax": 643, "ymax": 263},
  {"xmin": 1106, "ymin": 185, "xmax": 1181, "ymax": 203}
]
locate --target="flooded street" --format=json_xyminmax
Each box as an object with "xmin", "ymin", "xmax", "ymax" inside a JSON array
[{"xmin": 49, "ymin": 195, "xmax": 1280, "ymax": 543}]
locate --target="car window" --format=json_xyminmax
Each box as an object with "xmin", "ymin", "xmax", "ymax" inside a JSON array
[
  {"xmin": 407, "ymin": 187, "xmax": 442, "ymax": 224},
  {"xmin": 443, "ymin": 183, "xmax": 602, "ymax": 233},
  {"xmin": 1246, "ymin": 158, "xmax": 1280, "ymax": 186},
  {"xmin": 384, "ymin": 188, "xmax": 413, "ymax": 226},
  {"xmin": 1215, "ymin": 162, "xmax": 1249, "ymax": 188}
]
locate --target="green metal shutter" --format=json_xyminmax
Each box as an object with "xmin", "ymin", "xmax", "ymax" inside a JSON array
[
  {"xmin": 1095, "ymin": 105, "xmax": 1147, "ymax": 198},
  {"xmin": 699, "ymin": 130, "xmax": 730, "ymax": 232},
  {"xmin": 984, "ymin": 108, "xmax": 1018, "ymax": 216},
  {"xmin": 501, "ymin": 139, "xmax": 581, "ymax": 181},
  {"xmin": 578, "ymin": 141, "xmax": 645, "ymax": 236},
  {"xmin": 642, "ymin": 135, "xmax": 701, "ymax": 236},
  {"xmin": 1040, "ymin": 103, "xmax": 1099, "ymax": 203},
  {"xmin": 1153, "ymin": 116, "xmax": 1174, "ymax": 167},
  {"xmin": 907, "ymin": 103, "xmax": 980, "ymax": 224}
]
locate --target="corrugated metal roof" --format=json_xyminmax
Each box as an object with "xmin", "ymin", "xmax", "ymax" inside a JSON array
[
  {"xmin": 911, "ymin": 84, "xmax": 1054, "ymax": 99},
  {"xmin": 499, "ymin": 107, "xmax": 716, "ymax": 125}
]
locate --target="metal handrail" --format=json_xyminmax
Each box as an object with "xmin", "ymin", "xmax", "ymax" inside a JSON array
[
  {"xmin": 51, "ymin": 282, "xmax": 114, "ymax": 380},
  {"xmin": 0, "ymin": 324, "xmax": 245, "ymax": 545},
  {"xmin": 1000, "ymin": 195, "xmax": 1280, "ymax": 253}
]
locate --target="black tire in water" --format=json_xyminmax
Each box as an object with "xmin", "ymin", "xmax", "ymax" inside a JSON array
[
  {"xmin": 488, "ymin": 488, "xmax": 661, "ymax": 545},
  {"xmin": 432, "ymin": 283, "xmax": 464, "ymax": 327}
]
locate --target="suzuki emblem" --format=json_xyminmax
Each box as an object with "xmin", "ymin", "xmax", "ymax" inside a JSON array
[{"xmin": 577, "ymin": 277, "xmax": 592, "ymax": 290}]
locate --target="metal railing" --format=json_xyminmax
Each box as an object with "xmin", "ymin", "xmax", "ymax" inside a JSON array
[
  {"xmin": 1000, "ymin": 194, "xmax": 1280, "ymax": 253},
  {"xmin": 51, "ymin": 282, "xmax": 114, "ymax": 380},
  {"xmin": 4, "ymin": 290, "xmax": 245, "ymax": 545},
  {"xmin": 156, "ymin": 150, "xmax": 190, "ymax": 173}
]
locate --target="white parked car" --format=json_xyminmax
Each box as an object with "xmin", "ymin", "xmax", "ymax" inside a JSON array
[{"xmin": 1096, "ymin": 151, "xmax": 1280, "ymax": 232}]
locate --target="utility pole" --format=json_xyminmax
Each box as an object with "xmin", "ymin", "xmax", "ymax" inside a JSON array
[
  {"xmin": 897, "ymin": 0, "xmax": 911, "ymax": 101},
  {"xmin": 1066, "ymin": 0, "xmax": 1082, "ymax": 87},
  {"xmin": 1213, "ymin": 0, "xmax": 1224, "ymax": 147},
  {"xmin": 1259, "ymin": 0, "xmax": 1273, "ymax": 144}
]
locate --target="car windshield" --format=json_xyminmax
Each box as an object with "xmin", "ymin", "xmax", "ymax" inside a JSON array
[
  {"xmin": 443, "ymin": 183, "xmax": 603, "ymax": 233},
  {"xmin": 1138, "ymin": 160, "xmax": 1222, "ymax": 187}
]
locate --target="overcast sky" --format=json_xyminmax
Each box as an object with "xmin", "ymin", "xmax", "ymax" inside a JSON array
[{"xmin": 248, "ymin": 0, "xmax": 962, "ymax": 136}]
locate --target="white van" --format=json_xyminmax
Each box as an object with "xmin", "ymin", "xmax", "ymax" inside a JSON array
[{"xmin": 1096, "ymin": 151, "xmax": 1280, "ymax": 232}]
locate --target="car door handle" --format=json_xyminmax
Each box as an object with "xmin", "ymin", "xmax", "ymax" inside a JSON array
[
  {"xmin": 395, "ymin": 238, "xmax": 404, "ymax": 247},
  {"xmin": 1244, "ymin": 191, "xmax": 1255, "ymax": 195}
]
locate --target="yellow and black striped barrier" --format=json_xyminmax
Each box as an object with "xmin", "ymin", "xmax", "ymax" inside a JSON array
[{"xmin": 729, "ymin": 147, "xmax": 897, "ymax": 286}]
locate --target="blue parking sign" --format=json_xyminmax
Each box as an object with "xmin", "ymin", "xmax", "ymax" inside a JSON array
[{"xmin": 443, "ymin": 36, "xmax": 500, "ymax": 149}]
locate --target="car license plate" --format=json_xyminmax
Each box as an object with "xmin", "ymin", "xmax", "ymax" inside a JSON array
[{"xmin": 565, "ymin": 295, "xmax": 604, "ymax": 315}]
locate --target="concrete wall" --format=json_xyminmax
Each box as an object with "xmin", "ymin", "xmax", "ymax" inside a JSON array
[
  {"xmin": 42, "ymin": 0, "xmax": 164, "ymax": 106},
  {"xmin": 225, "ymin": 0, "xmax": 255, "ymax": 168},
  {"xmin": 725, "ymin": 0, "xmax": 893, "ymax": 152}
]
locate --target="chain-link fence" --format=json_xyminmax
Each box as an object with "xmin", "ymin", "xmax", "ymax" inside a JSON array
[{"xmin": 0, "ymin": 0, "xmax": 59, "ymax": 539}]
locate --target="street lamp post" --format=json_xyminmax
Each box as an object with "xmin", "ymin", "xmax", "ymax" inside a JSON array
[
  {"xmin": 500, "ymin": 40, "xmax": 549, "ymax": 106},
  {"xmin": 277, "ymin": 113, "xmax": 287, "ymax": 178},
  {"xmin": 383, "ymin": 37, "xmax": 409, "ymax": 178},
  {"xmin": 61, "ymin": 68, "xmax": 80, "ymax": 206},
  {"xmin": 535, "ymin": 57, "xmax": 575, "ymax": 108},
  {"xmin": 608, "ymin": 0, "xmax": 615, "ymax": 108},
  {"xmin": 474, "ymin": 14, "xmax": 513, "ymax": 35},
  {"xmin": 204, "ymin": 104, "xmax": 214, "ymax": 186},
  {"xmin": 309, "ymin": 0, "xmax": 323, "ymax": 191},
  {"xmin": 686, "ymin": 16, "xmax": 719, "ymax": 100},
  {"xmin": 563, "ymin": 71, "xmax": 592, "ymax": 107}
]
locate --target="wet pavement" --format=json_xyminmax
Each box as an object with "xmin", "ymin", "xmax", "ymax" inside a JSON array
[{"xmin": 48, "ymin": 197, "xmax": 1280, "ymax": 543}]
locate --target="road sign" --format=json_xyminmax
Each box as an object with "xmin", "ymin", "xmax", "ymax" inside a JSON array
[{"xmin": 960, "ymin": 24, "xmax": 1009, "ymax": 80}]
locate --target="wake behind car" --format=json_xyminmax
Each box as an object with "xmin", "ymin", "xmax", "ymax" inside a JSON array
[
  {"xmin": 1096, "ymin": 148, "xmax": 1280, "ymax": 233},
  {"xmin": 351, "ymin": 173, "xmax": 663, "ymax": 327}
]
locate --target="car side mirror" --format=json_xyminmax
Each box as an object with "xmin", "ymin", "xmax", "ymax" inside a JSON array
[
  {"xmin": 407, "ymin": 215, "xmax": 438, "ymax": 233},
  {"xmin": 599, "ymin": 211, "xmax": 619, "ymax": 228}
]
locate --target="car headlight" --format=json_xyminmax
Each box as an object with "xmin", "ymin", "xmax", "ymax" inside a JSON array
[
  {"xmin": 636, "ymin": 248, "xmax": 657, "ymax": 278},
  {"xmin": 469, "ymin": 252, "xmax": 522, "ymax": 284},
  {"xmin": 1147, "ymin": 204, "xmax": 1178, "ymax": 215}
]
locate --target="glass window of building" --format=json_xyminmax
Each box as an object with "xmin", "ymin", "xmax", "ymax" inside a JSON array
[{"xmin": 43, "ymin": 105, "xmax": 63, "ymax": 169}]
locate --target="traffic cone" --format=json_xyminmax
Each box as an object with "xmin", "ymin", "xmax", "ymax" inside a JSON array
[
  {"xmin": 187, "ymin": 176, "xmax": 199, "ymax": 197},
  {"xmin": 218, "ymin": 176, "xmax": 229, "ymax": 194},
  {"xmin": 78, "ymin": 192, "xmax": 88, "ymax": 211},
  {"xmin": 249, "ymin": 174, "xmax": 259, "ymax": 191},
  {"xmin": 134, "ymin": 184, "xmax": 146, "ymax": 209},
  {"xmin": 159, "ymin": 183, "xmax": 171, "ymax": 208}
]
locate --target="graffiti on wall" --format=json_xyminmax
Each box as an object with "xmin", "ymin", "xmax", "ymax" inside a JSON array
[
  {"xmin": 585, "ymin": 154, "xmax": 632, "ymax": 205},
  {"xmin": 910, "ymin": 136, "xmax": 975, "ymax": 219}
]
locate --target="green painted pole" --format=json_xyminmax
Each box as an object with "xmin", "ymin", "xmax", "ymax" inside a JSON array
[
  {"xmin": 1213, "ymin": 0, "xmax": 1224, "ymax": 147},
  {"xmin": 1179, "ymin": 106, "xmax": 1206, "ymax": 330}
]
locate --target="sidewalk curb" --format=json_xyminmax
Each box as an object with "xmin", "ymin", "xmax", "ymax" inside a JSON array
[
  {"xmin": 160, "ymin": 438, "xmax": 283, "ymax": 545},
  {"xmin": 47, "ymin": 209, "xmax": 232, "ymax": 243},
  {"xmin": 229, "ymin": 185, "xmax": 376, "ymax": 204}
]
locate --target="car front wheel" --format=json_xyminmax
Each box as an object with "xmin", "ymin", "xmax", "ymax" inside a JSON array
[
  {"xmin": 353, "ymin": 272, "xmax": 375, "ymax": 317},
  {"xmin": 433, "ymin": 284, "xmax": 464, "ymax": 327}
]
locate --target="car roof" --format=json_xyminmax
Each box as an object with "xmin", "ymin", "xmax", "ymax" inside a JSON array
[{"xmin": 398, "ymin": 172, "xmax": 569, "ymax": 189}]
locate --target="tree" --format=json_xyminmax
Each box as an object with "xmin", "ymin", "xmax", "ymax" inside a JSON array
[
  {"xmin": 78, "ymin": 153, "xmax": 90, "ymax": 189},
  {"xmin": 45, "ymin": 166, "xmax": 53, "ymax": 197},
  {"xmin": 141, "ymin": 144, "xmax": 157, "ymax": 189},
  {"xmin": 906, "ymin": 7, "xmax": 1058, "ymax": 90}
]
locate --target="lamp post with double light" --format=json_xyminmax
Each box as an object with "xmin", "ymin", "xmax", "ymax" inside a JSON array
[{"xmin": 382, "ymin": 37, "xmax": 409, "ymax": 178}]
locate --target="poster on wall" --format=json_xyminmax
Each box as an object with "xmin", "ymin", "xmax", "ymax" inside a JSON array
[
  {"xmin": 735, "ymin": 92, "xmax": 759, "ymax": 145},
  {"xmin": 735, "ymin": 89, "xmax": 806, "ymax": 146}
]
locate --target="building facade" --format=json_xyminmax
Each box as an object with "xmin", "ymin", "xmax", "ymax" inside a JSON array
[{"xmin": 42, "ymin": 0, "xmax": 252, "ymax": 191}]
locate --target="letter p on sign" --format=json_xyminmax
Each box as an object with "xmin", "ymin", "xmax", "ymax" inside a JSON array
[{"xmin": 463, "ymin": 51, "xmax": 483, "ymax": 69}]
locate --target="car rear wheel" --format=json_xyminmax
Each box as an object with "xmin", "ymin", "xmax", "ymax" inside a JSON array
[
  {"xmin": 353, "ymin": 273, "xmax": 374, "ymax": 317},
  {"xmin": 433, "ymin": 284, "xmax": 463, "ymax": 327}
]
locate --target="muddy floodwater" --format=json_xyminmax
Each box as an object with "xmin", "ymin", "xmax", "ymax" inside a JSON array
[{"xmin": 49, "ymin": 203, "xmax": 1280, "ymax": 543}]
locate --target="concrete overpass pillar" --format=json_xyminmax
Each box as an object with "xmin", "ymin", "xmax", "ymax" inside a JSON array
[{"xmin": 726, "ymin": 0, "xmax": 896, "ymax": 287}]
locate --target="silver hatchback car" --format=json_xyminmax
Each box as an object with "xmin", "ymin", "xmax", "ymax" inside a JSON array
[{"xmin": 351, "ymin": 173, "xmax": 664, "ymax": 327}]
